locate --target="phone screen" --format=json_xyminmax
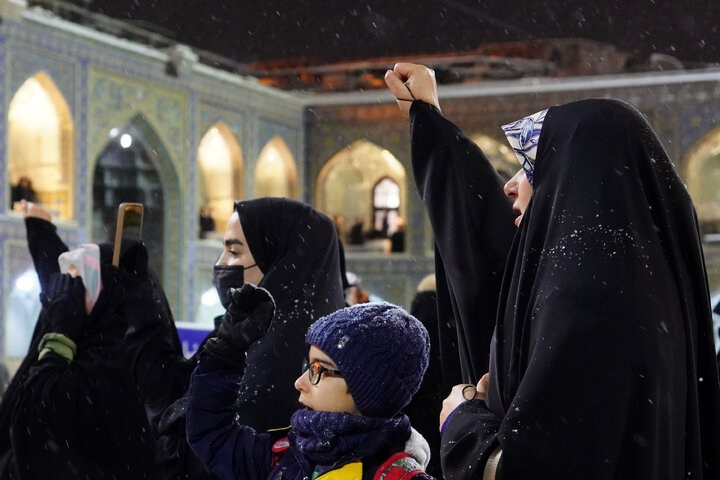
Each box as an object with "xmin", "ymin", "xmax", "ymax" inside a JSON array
[{"xmin": 112, "ymin": 203, "xmax": 144, "ymax": 267}]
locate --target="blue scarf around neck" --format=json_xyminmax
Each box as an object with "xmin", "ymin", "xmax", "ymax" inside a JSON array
[{"xmin": 288, "ymin": 409, "xmax": 411, "ymax": 469}]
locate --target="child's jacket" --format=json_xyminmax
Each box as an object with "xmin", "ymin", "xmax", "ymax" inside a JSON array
[{"xmin": 186, "ymin": 356, "xmax": 435, "ymax": 480}]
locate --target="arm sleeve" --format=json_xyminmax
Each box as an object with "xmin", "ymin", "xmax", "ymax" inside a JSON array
[
  {"xmin": 409, "ymin": 101, "xmax": 516, "ymax": 382},
  {"xmin": 24, "ymin": 217, "xmax": 68, "ymax": 292},
  {"xmin": 186, "ymin": 355, "xmax": 274, "ymax": 480},
  {"xmin": 123, "ymin": 281, "xmax": 195, "ymax": 431},
  {"xmin": 440, "ymin": 400, "xmax": 502, "ymax": 479}
]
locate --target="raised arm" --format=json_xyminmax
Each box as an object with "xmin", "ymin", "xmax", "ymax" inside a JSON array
[
  {"xmin": 21, "ymin": 201, "xmax": 68, "ymax": 291},
  {"xmin": 386, "ymin": 63, "xmax": 516, "ymax": 383}
]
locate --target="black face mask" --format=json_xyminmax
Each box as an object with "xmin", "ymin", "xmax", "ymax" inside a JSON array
[{"xmin": 212, "ymin": 264, "xmax": 257, "ymax": 309}]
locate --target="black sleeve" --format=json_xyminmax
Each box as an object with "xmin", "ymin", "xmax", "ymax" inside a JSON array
[
  {"xmin": 409, "ymin": 101, "xmax": 516, "ymax": 382},
  {"xmin": 24, "ymin": 217, "xmax": 68, "ymax": 292},
  {"xmin": 121, "ymin": 283, "xmax": 216, "ymax": 478},
  {"xmin": 126, "ymin": 314, "xmax": 196, "ymax": 432},
  {"xmin": 440, "ymin": 400, "xmax": 502, "ymax": 479}
]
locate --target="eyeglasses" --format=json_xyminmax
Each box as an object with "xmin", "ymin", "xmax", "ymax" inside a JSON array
[{"xmin": 301, "ymin": 359, "xmax": 342, "ymax": 385}]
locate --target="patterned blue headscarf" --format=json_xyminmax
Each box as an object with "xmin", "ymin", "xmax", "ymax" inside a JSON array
[{"xmin": 501, "ymin": 108, "xmax": 548, "ymax": 187}]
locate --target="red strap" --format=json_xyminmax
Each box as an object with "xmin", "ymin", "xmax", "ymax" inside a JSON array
[
  {"xmin": 271, "ymin": 437, "xmax": 290, "ymax": 453},
  {"xmin": 373, "ymin": 452, "xmax": 423, "ymax": 480},
  {"xmin": 270, "ymin": 437, "xmax": 290, "ymax": 468}
]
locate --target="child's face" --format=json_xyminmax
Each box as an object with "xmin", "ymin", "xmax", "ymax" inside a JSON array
[{"xmin": 294, "ymin": 345, "xmax": 361, "ymax": 415}]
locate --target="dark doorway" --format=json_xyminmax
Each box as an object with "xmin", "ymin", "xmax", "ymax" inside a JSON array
[{"xmin": 93, "ymin": 130, "xmax": 164, "ymax": 277}]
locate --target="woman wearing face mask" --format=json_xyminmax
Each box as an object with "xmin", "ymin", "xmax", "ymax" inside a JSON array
[
  {"xmin": 210, "ymin": 198, "xmax": 346, "ymax": 430},
  {"xmin": 128, "ymin": 197, "xmax": 345, "ymax": 479},
  {"xmin": 387, "ymin": 63, "xmax": 720, "ymax": 479}
]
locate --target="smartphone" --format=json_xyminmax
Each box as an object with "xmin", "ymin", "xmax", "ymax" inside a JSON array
[{"xmin": 112, "ymin": 202, "xmax": 144, "ymax": 267}]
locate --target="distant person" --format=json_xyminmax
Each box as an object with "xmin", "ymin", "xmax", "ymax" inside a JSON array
[
  {"xmin": 347, "ymin": 284, "xmax": 370, "ymax": 304},
  {"xmin": 199, "ymin": 207, "xmax": 216, "ymax": 239},
  {"xmin": 345, "ymin": 272, "xmax": 383, "ymax": 305},
  {"xmin": 10, "ymin": 176, "xmax": 37, "ymax": 204},
  {"xmin": 390, "ymin": 217, "xmax": 405, "ymax": 253},
  {"xmin": 187, "ymin": 298, "xmax": 436, "ymax": 480},
  {"xmin": 348, "ymin": 218, "xmax": 365, "ymax": 245}
]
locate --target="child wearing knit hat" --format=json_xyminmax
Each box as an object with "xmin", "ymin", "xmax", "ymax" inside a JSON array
[{"xmin": 186, "ymin": 283, "xmax": 436, "ymax": 480}]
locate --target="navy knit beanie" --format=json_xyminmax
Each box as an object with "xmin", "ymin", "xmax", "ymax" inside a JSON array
[{"xmin": 305, "ymin": 302, "xmax": 430, "ymax": 418}]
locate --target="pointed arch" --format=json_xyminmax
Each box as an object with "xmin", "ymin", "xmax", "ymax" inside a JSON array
[
  {"xmin": 197, "ymin": 122, "xmax": 243, "ymax": 236},
  {"xmin": 316, "ymin": 140, "xmax": 407, "ymax": 244},
  {"xmin": 682, "ymin": 126, "xmax": 720, "ymax": 235},
  {"xmin": 8, "ymin": 72, "xmax": 74, "ymax": 219},
  {"xmin": 255, "ymin": 136, "xmax": 298, "ymax": 199},
  {"xmin": 92, "ymin": 113, "xmax": 182, "ymax": 310},
  {"xmin": 470, "ymin": 134, "xmax": 518, "ymax": 181}
]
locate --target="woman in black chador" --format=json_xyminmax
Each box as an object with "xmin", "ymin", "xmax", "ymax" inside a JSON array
[
  {"xmin": 128, "ymin": 197, "xmax": 346, "ymax": 478},
  {"xmin": 0, "ymin": 202, "xmax": 157, "ymax": 479},
  {"xmin": 217, "ymin": 197, "xmax": 347, "ymax": 429},
  {"xmin": 387, "ymin": 64, "xmax": 720, "ymax": 479}
]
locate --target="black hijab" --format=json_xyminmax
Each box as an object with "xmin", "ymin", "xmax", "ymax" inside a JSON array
[
  {"xmin": 481, "ymin": 99, "xmax": 720, "ymax": 478},
  {"xmin": 233, "ymin": 198, "xmax": 346, "ymax": 430}
]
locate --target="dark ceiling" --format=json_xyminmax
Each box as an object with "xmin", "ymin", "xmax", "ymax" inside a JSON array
[{"xmin": 84, "ymin": 0, "xmax": 720, "ymax": 67}]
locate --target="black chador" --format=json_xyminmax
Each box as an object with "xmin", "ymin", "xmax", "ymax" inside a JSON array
[
  {"xmin": 232, "ymin": 198, "xmax": 346, "ymax": 429},
  {"xmin": 437, "ymin": 99, "xmax": 720, "ymax": 478}
]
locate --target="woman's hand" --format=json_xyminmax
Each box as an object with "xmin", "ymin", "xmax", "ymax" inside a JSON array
[
  {"xmin": 439, "ymin": 373, "xmax": 490, "ymax": 430},
  {"xmin": 384, "ymin": 62, "xmax": 441, "ymax": 114},
  {"xmin": 16, "ymin": 199, "xmax": 52, "ymax": 221}
]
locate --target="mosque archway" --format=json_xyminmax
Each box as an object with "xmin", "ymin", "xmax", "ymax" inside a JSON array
[
  {"xmin": 8, "ymin": 72, "xmax": 74, "ymax": 219},
  {"xmin": 92, "ymin": 114, "xmax": 178, "ymax": 280},
  {"xmin": 197, "ymin": 122, "xmax": 243, "ymax": 238},
  {"xmin": 255, "ymin": 137, "xmax": 298, "ymax": 198},
  {"xmin": 683, "ymin": 127, "xmax": 720, "ymax": 236},
  {"xmin": 469, "ymin": 134, "xmax": 518, "ymax": 181},
  {"xmin": 316, "ymin": 140, "xmax": 407, "ymax": 249}
]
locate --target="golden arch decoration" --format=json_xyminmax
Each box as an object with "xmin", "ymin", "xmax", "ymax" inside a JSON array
[
  {"xmin": 197, "ymin": 122, "xmax": 243, "ymax": 234},
  {"xmin": 316, "ymin": 140, "xmax": 407, "ymax": 242},
  {"xmin": 255, "ymin": 137, "xmax": 298, "ymax": 199},
  {"xmin": 470, "ymin": 134, "xmax": 518, "ymax": 181},
  {"xmin": 8, "ymin": 72, "xmax": 74, "ymax": 219},
  {"xmin": 682, "ymin": 126, "xmax": 720, "ymax": 234}
]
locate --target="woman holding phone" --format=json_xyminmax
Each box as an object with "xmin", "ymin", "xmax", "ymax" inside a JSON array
[{"xmin": 0, "ymin": 201, "xmax": 158, "ymax": 479}]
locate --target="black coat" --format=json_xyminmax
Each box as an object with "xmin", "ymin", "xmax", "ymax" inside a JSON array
[
  {"xmin": 439, "ymin": 99, "xmax": 720, "ymax": 478},
  {"xmin": 0, "ymin": 218, "xmax": 157, "ymax": 479},
  {"xmin": 124, "ymin": 271, "xmax": 208, "ymax": 479},
  {"xmin": 410, "ymin": 102, "xmax": 516, "ymax": 388}
]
